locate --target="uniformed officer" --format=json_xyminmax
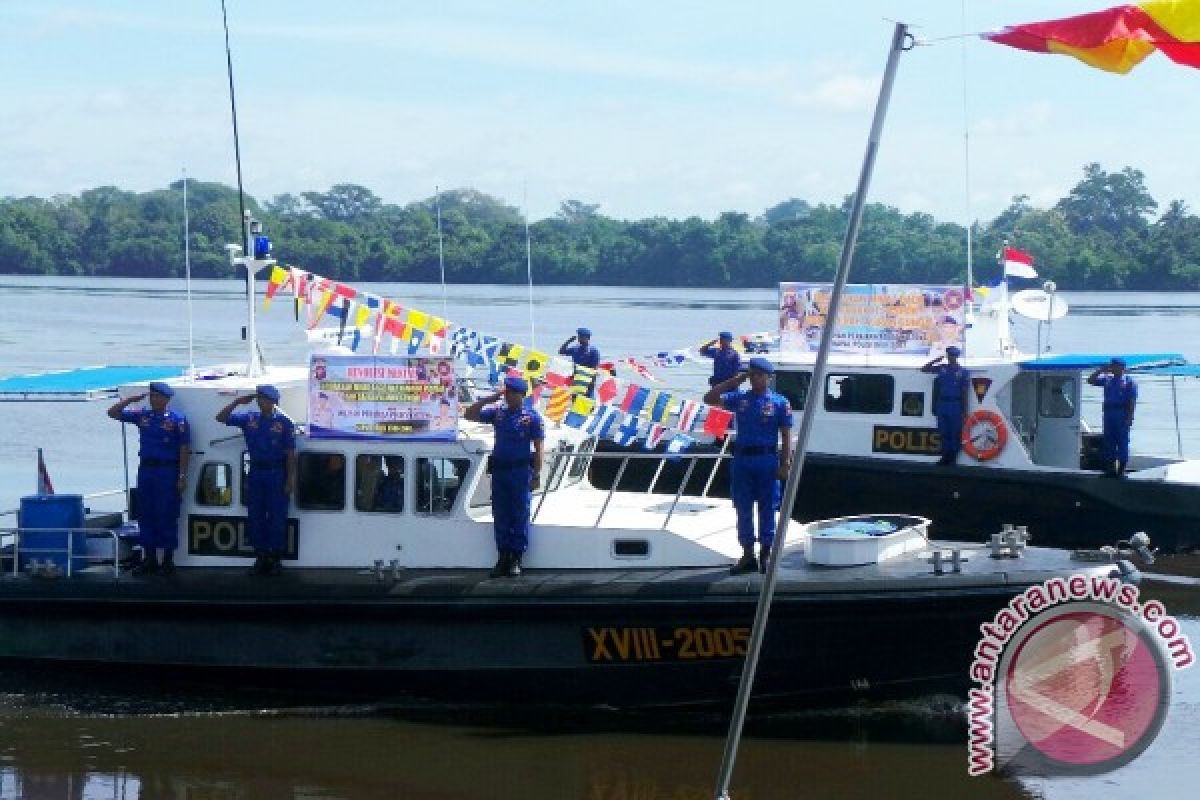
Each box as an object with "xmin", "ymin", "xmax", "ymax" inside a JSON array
[
  {"xmin": 704, "ymin": 357, "xmax": 794, "ymax": 575},
  {"xmin": 464, "ymin": 374, "xmax": 545, "ymax": 578},
  {"xmin": 699, "ymin": 331, "xmax": 743, "ymax": 387},
  {"xmin": 107, "ymin": 381, "xmax": 190, "ymax": 575},
  {"xmin": 921, "ymin": 345, "xmax": 969, "ymax": 465},
  {"xmin": 1087, "ymin": 357, "xmax": 1138, "ymax": 476},
  {"xmin": 558, "ymin": 327, "xmax": 600, "ymax": 369},
  {"xmin": 216, "ymin": 384, "xmax": 296, "ymax": 575}
]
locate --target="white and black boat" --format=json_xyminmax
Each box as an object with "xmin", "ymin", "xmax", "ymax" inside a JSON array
[
  {"xmin": 0, "ymin": 335, "xmax": 1147, "ymax": 708},
  {"xmin": 600, "ymin": 286, "xmax": 1200, "ymax": 555}
]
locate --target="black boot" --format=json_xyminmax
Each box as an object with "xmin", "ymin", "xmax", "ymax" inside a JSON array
[
  {"xmin": 133, "ymin": 550, "xmax": 160, "ymax": 576},
  {"xmin": 758, "ymin": 545, "xmax": 770, "ymax": 574},
  {"xmin": 506, "ymin": 553, "xmax": 522, "ymax": 578},
  {"xmin": 267, "ymin": 553, "xmax": 284, "ymax": 575},
  {"xmin": 160, "ymin": 551, "xmax": 176, "ymax": 576},
  {"xmin": 249, "ymin": 553, "xmax": 268, "ymax": 576},
  {"xmin": 730, "ymin": 549, "xmax": 758, "ymax": 575},
  {"xmin": 490, "ymin": 552, "xmax": 511, "ymax": 578}
]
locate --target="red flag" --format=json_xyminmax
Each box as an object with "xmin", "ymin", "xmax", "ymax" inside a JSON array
[
  {"xmin": 1002, "ymin": 246, "xmax": 1038, "ymax": 279},
  {"xmin": 596, "ymin": 372, "xmax": 618, "ymax": 404},
  {"xmin": 703, "ymin": 407, "xmax": 733, "ymax": 439}
]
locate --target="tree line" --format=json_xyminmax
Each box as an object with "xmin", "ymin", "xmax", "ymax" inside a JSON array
[{"xmin": 1, "ymin": 163, "xmax": 1197, "ymax": 290}]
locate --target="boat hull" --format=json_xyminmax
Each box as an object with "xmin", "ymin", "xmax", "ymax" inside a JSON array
[
  {"xmin": 0, "ymin": 567, "xmax": 1042, "ymax": 709},
  {"xmin": 592, "ymin": 444, "xmax": 1200, "ymax": 552}
]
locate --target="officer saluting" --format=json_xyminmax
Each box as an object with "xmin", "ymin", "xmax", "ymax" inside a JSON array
[
  {"xmin": 464, "ymin": 374, "xmax": 545, "ymax": 578},
  {"xmin": 108, "ymin": 381, "xmax": 190, "ymax": 575},
  {"xmin": 921, "ymin": 345, "xmax": 968, "ymax": 465},
  {"xmin": 1088, "ymin": 357, "xmax": 1138, "ymax": 476},
  {"xmin": 558, "ymin": 327, "xmax": 600, "ymax": 369},
  {"xmin": 216, "ymin": 385, "xmax": 296, "ymax": 575},
  {"xmin": 704, "ymin": 357, "xmax": 794, "ymax": 575},
  {"xmin": 699, "ymin": 331, "xmax": 743, "ymax": 387}
]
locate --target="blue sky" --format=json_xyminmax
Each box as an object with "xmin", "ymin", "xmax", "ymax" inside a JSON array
[{"xmin": 1, "ymin": 1, "xmax": 1197, "ymax": 225}]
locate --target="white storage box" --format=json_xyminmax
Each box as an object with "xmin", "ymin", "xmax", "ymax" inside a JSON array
[{"xmin": 805, "ymin": 514, "xmax": 930, "ymax": 567}]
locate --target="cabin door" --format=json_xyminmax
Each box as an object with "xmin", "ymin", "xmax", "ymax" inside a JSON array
[{"xmin": 1032, "ymin": 373, "xmax": 1081, "ymax": 468}]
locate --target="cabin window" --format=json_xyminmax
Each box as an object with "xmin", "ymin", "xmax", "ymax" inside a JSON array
[
  {"xmin": 901, "ymin": 391, "xmax": 925, "ymax": 417},
  {"xmin": 1039, "ymin": 376, "xmax": 1077, "ymax": 419},
  {"xmin": 824, "ymin": 373, "xmax": 894, "ymax": 414},
  {"xmin": 356, "ymin": 454, "xmax": 404, "ymax": 513},
  {"xmin": 773, "ymin": 371, "xmax": 811, "ymax": 411},
  {"xmin": 195, "ymin": 463, "xmax": 233, "ymax": 507},
  {"xmin": 297, "ymin": 452, "xmax": 346, "ymax": 511},
  {"xmin": 416, "ymin": 457, "xmax": 470, "ymax": 515}
]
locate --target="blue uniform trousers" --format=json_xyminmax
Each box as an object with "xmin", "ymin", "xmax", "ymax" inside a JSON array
[
  {"xmin": 247, "ymin": 468, "xmax": 289, "ymax": 554},
  {"xmin": 936, "ymin": 402, "xmax": 964, "ymax": 458},
  {"xmin": 731, "ymin": 454, "xmax": 779, "ymax": 550},
  {"xmin": 1102, "ymin": 412, "xmax": 1131, "ymax": 470},
  {"xmin": 136, "ymin": 465, "xmax": 181, "ymax": 551},
  {"xmin": 491, "ymin": 466, "xmax": 532, "ymax": 554}
]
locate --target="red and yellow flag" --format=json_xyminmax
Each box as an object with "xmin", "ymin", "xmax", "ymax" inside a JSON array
[{"xmin": 984, "ymin": 1, "xmax": 1200, "ymax": 74}]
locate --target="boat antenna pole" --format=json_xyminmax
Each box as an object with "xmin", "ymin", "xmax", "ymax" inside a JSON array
[
  {"xmin": 220, "ymin": 0, "xmax": 271, "ymax": 377},
  {"xmin": 524, "ymin": 180, "xmax": 536, "ymax": 348},
  {"xmin": 436, "ymin": 185, "xmax": 448, "ymax": 321},
  {"xmin": 183, "ymin": 167, "xmax": 195, "ymax": 377},
  {"xmin": 713, "ymin": 22, "xmax": 912, "ymax": 800},
  {"xmin": 960, "ymin": 0, "xmax": 975, "ymax": 319}
]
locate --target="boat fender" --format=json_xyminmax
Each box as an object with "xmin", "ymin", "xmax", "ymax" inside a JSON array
[{"xmin": 962, "ymin": 409, "xmax": 1007, "ymax": 461}]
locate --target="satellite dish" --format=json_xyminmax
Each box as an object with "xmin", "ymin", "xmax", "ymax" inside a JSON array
[{"xmin": 1011, "ymin": 289, "xmax": 1069, "ymax": 322}]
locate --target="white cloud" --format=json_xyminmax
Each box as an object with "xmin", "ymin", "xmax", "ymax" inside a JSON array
[{"xmin": 789, "ymin": 74, "xmax": 877, "ymax": 113}]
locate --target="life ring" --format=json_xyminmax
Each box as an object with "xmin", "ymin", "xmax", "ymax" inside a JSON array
[{"xmin": 962, "ymin": 410, "xmax": 1008, "ymax": 461}]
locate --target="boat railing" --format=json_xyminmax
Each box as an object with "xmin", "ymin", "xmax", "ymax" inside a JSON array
[
  {"xmin": 532, "ymin": 446, "xmax": 732, "ymax": 529},
  {"xmin": 0, "ymin": 488, "xmax": 128, "ymax": 522},
  {"xmin": 0, "ymin": 526, "xmax": 124, "ymax": 581}
]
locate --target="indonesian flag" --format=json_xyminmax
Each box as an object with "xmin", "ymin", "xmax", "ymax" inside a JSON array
[
  {"xmin": 1003, "ymin": 246, "xmax": 1038, "ymax": 279},
  {"xmin": 983, "ymin": 2, "xmax": 1200, "ymax": 75}
]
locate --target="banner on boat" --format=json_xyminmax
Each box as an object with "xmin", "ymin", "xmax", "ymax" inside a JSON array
[
  {"xmin": 779, "ymin": 283, "xmax": 966, "ymax": 356},
  {"xmin": 307, "ymin": 354, "xmax": 457, "ymax": 441}
]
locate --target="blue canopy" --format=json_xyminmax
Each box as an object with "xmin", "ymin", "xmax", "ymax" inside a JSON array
[
  {"xmin": 1137, "ymin": 364, "xmax": 1200, "ymax": 378},
  {"xmin": 1018, "ymin": 353, "xmax": 1185, "ymax": 372},
  {"xmin": 0, "ymin": 365, "xmax": 183, "ymax": 401}
]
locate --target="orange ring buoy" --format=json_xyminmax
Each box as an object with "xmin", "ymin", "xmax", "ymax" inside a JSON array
[{"xmin": 962, "ymin": 409, "xmax": 1008, "ymax": 461}]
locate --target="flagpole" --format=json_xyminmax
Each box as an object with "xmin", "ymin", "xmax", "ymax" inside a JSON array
[
  {"xmin": 436, "ymin": 185, "xmax": 448, "ymax": 322},
  {"xmin": 713, "ymin": 21, "xmax": 912, "ymax": 800},
  {"xmin": 960, "ymin": 0, "xmax": 975, "ymax": 312},
  {"xmin": 524, "ymin": 181, "xmax": 536, "ymax": 348},
  {"xmin": 183, "ymin": 168, "xmax": 195, "ymax": 377}
]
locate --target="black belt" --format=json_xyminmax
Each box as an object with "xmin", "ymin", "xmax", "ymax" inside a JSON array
[
  {"xmin": 140, "ymin": 459, "xmax": 179, "ymax": 468},
  {"xmin": 490, "ymin": 457, "xmax": 532, "ymax": 470},
  {"xmin": 734, "ymin": 445, "xmax": 777, "ymax": 457}
]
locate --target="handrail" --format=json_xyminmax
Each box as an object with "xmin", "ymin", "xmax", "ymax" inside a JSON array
[
  {"xmin": 0, "ymin": 488, "xmax": 128, "ymax": 520},
  {"xmin": 1, "ymin": 526, "xmax": 125, "ymax": 581}
]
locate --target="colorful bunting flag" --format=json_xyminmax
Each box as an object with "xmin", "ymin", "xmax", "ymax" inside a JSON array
[
  {"xmin": 563, "ymin": 395, "xmax": 596, "ymax": 428},
  {"xmin": 595, "ymin": 371, "xmax": 618, "ymax": 404},
  {"xmin": 644, "ymin": 423, "xmax": 667, "ymax": 450},
  {"xmin": 647, "ymin": 390, "xmax": 672, "ymax": 423},
  {"xmin": 544, "ymin": 386, "xmax": 571, "ymax": 423},
  {"xmin": 586, "ymin": 405, "xmax": 620, "ymax": 438},
  {"xmin": 620, "ymin": 385, "xmax": 649, "ymax": 416},
  {"xmin": 570, "ymin": 364, "xmax": 597, "ymax": 395},
  {"xmin": 611, "ymin": 413, "xmax": 641, "ymax": 447},
  {"xmin": 666, "ymin": 433, "xmax": 694, "ymax": 459},
  {"xmin": 703, "ymin": 407, "xmax": 734, "ymax": 439},
  {"xmin": 263, "ymin": 265, "xmax": 289, "ymax": 308},
  {"xmin": 677, "ymin": 400, "xmax": 702, "ymax": 432}
]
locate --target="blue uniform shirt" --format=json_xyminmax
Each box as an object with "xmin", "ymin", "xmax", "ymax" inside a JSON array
[
  {"xmin": 700, "ymin": 344, "xmax": 743, "ymax": 382},
  {"xmin": 1096, "ymin": 374, "xmax": 1138, "ymax": 415},
  {"xmin": 480, "ymin": 404, "xmax": 545, "ymax": 460},
  {"xmin": 720, "ymin": 389, "xmax": 794, "ymax": 447},
  {"xmin": 120, "ymin": 409, "xmax": 190, "ymax": 461},
  {"xmin": 560, "ymin": 342, "xmax": 600, "ymax": 369},
  {"xmin": 225, "ymin": 410, "xmax": 296, "ymax": 463},
  {"xmin": 932, "ymin": 364, "xmax": 969, "ymax": 406}
]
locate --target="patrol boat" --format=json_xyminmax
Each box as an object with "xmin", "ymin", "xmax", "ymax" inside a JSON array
[
  {"xmin": 0, "ymin": 340, "xmax": 1147, "ymax": 707},
  {"xmin": 602, "ymin": 284, "xmax": 1200, "ymax": 555}
]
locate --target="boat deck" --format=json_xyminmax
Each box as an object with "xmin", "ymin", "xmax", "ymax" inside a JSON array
[{"xmin": 0, "ymin": 544, "xmax": 1117, "ymax": 603}]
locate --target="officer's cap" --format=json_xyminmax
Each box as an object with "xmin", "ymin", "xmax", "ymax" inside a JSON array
[
  {"xmin": 147, "ymin": 381, "xmax": 174, "ymax": 397},
  {"xmin": 718, "ymin": 331, "xmax": 734, "ymax": 341},
  {"xmin": 945, "ymin": 346, "xmax": 961, "ymax": 358},
  {"xmin": 256, "ymin": 384, "xmax": 281, "ymax": 402},
  {"xmin": 503, "ymin": 375, "xmax": 529, "ymax": 393},
  {"xmin": 576, "ymin": 327, "xmax": 592, "ymax": 338},
  {"xmin": 747, "ymin": 357, "xmax": 774, "ymax": 375}
]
